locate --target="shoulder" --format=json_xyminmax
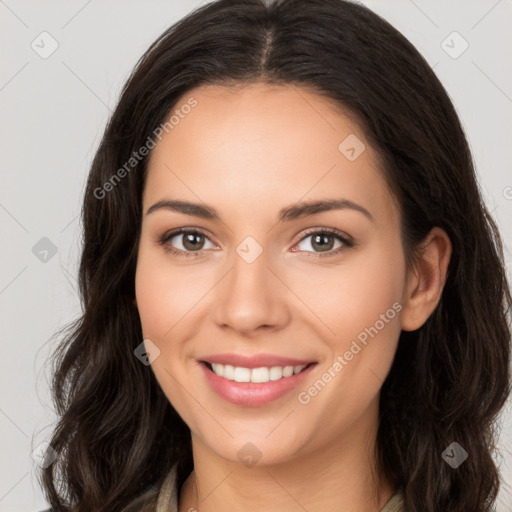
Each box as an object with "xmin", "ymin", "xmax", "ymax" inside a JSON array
[
  {"xmin": 120, "ymin": 491, "xmax": 160, "ymax": 512},
  {"xmin": 36, "ymin": 464, "xmax": 177, "ymax": 512},
  {"xmin": 36, "ymin": 494, "xmax": 160, "ymax": 512},
  {"xmin": 380, "ymin": 487, "xmax": 406, "ymax": 512},
  {"xmin": 124, "ymin": 462, "xmax": 180, "ymax": 512}
]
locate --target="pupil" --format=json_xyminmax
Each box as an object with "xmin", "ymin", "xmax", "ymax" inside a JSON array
[
  {"xmin": 184, "ymin": 233, "xmax": 203, "ymax": 250},
  {"xmin": 313, "ymin": 234, "xmax": 333, "ymax": 252}
]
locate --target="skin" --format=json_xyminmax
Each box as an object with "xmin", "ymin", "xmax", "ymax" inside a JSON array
[{"xmin": 135, "ymin": 83, "xmax": 451, "ymax": 512}]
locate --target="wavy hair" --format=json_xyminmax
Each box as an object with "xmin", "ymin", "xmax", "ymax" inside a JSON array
[{"xmin": 40, "ymin": 0, "xmax": 511, "ymax": 510}]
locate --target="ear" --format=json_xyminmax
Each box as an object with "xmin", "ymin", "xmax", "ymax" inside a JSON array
[{"xmin": 401, "ymin": 227, "xmax": 452, "ymax": 332}]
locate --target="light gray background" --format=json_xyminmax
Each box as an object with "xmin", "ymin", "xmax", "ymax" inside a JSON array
[{"xmin": 1, "ymin": 0, "xmax": 511, "ymax": 510}]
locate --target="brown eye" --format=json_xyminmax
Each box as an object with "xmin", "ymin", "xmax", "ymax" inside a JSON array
[
  {"xmin": 181, "ymin": 232, "xmax": 205, "ymax": 251},
  {"xmin": 293, "ymin": 228, "xmax": 354, "ymax": 258},
  {"xmin": 310, "ymin": 233, "xmax": 335, "ymax": 252},
  {"xmin": 159, "ymin": 229, "xmax": 216, "ymax": 256}
]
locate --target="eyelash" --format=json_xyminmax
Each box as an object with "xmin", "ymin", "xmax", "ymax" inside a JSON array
[{"xmin": 158, "ymin": 227, "xmax": 355, "ymax": 259}]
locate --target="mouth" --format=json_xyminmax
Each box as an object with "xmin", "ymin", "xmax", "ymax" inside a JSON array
[
  {"xmin": 198, "ymin": 359, "xmax": 318, "ymax": 407},
  {"xmin": 201, "ymin": 361, "xmax": 315, "ymax": 383}
]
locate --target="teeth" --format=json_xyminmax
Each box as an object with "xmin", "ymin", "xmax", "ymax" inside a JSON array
[
  {"xmin": 251, "ymin": 367, "xmax": 269, "ymax": 382},
  {"xmin": 210, "ymin": 363, "xmax": 307, "ymax": 383},
  {"xmin": 234, "ymin": 366, "xmax": 251, "ymax": 382}
]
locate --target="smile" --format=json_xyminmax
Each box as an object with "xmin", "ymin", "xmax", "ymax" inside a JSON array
[
  {"xmin": 206, "ymin": 362, "xmax": 309, "ymax": 383},
  {"xmin": 199, "ymin": 360, "xmax": 317, "ymax": 407}
]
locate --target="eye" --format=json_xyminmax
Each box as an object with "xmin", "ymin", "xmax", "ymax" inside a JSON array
[
  {"xmin": 292, "ymin": 228, "xmax": 354, "ymax": 258},
  {"xmin": 159, "ymin": 228, "xmax": 217, "ymax": 257},
  {"xmin": 159, "ymin": 227, "xmax": 354, "ymax": 259}
]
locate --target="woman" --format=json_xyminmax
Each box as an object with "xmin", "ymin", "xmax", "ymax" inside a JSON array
[{"xmin": 39, "ymin": 0, "xmax": 511, "ymax": 511}]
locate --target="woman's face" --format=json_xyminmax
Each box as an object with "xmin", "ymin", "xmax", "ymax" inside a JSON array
[{"xmin": 135, "ymin": 83, "xmax": 408, "ymax": 466}]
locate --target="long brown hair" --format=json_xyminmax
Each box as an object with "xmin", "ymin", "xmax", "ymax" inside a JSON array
[{"xmin": 40, "ymin": 1, "xmax": 512, "ymax": 510}]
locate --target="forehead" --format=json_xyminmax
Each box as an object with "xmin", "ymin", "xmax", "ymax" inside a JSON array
[{"xmin": 144, "ymin": 83, "xmax": 397, "ymax": 225}]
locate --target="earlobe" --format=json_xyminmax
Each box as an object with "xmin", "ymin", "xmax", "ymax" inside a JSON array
[{"xmin": 401, "ymin": 227, "xmax": 452, "ymax": 332}]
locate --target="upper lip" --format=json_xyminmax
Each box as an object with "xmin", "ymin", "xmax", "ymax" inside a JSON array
[{"xmin": 200, "ymin": 353, "xmax": 316, "ymax": 368}]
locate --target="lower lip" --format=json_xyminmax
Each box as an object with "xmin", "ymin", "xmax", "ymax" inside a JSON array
[{"xmin": 199, "ymin": 362, "xmax": 317, "ymax": 407}]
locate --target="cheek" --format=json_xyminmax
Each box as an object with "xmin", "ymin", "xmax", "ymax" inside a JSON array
[
  {"xmin": 342, "ymin": 251, "xmax": 404, "ymax": 332},
  {"xmin": 135, "ymin": 244, "xmax": 209, "ymax": 339},
  {"xmin": 134, "ymin": 246, "xmax": 203, "ymax": 416},
  {"xmin": 328, "ymin": 244, "xmax": 405, "ymax": 386},
  {"xmin": 135, "ymin": 249, "xmax": 169, "ymax": 337},
  {"xmin": 287, "ymin": 241, "xmax": 405, "ymax": 344},
  {"xmin": 292, "ymin": 241, "xmax": 405, "ymax": 414}
]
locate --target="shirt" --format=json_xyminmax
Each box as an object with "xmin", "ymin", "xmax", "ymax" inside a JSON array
[
  {"xmin": 40, "ymin": 465, "xmax": 405, "ymax": 511},
  {"xmin": 138, "ymin": 463, "xmax": 406, "ymax": 512},
  {"xmin": 41, "ymin": 464, "xmax": 405, "ymax": 512}
]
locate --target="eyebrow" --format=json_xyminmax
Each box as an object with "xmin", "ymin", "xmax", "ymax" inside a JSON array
[{"xmin": 146, "ymin": 198, "xmax": 374, "ymax": 223}]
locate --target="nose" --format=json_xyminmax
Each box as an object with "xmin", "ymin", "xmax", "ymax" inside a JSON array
[{"xmin": 212, "ymin": 246, "xmax": 291, "ymax": 336}]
